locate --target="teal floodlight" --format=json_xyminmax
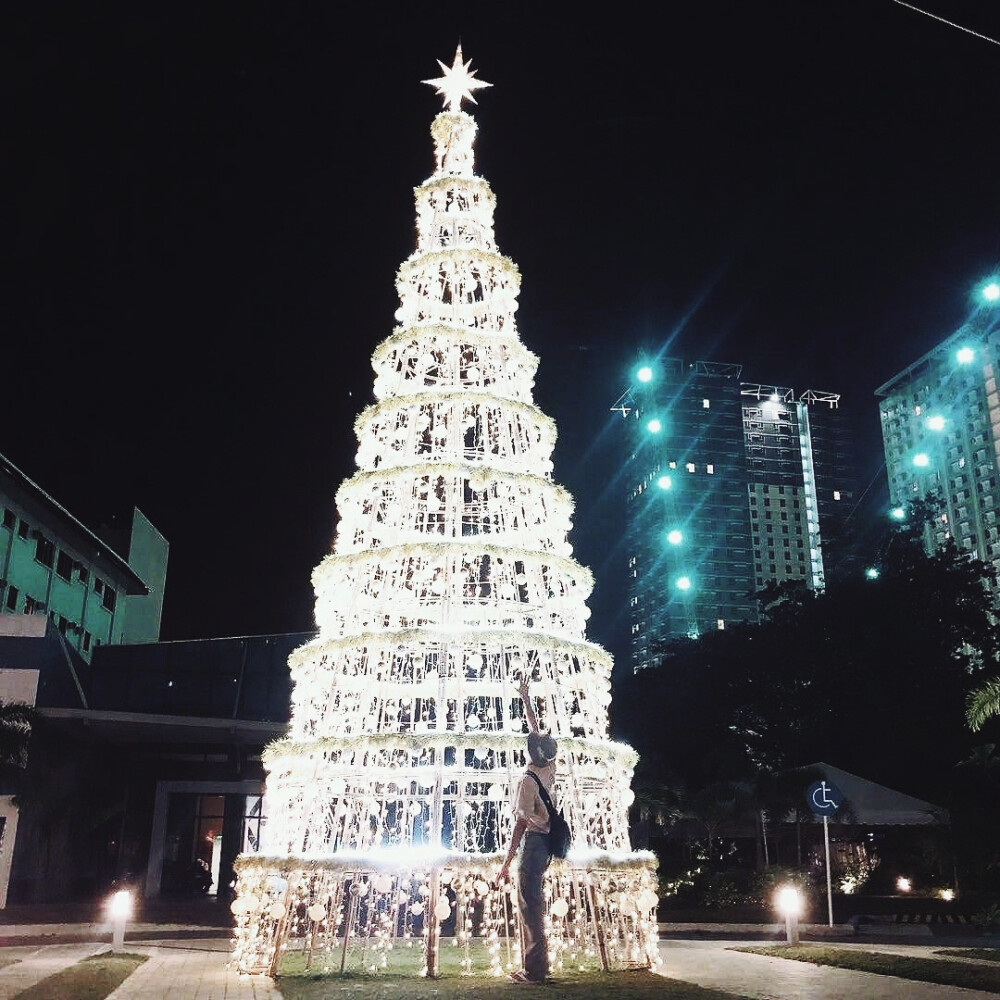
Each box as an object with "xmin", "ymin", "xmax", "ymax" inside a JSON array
[
  {"xmin": 646, "ymin": 418, "xmax": 662, "ymax": 433},
  {"xmin": 637, "ymin": 365, "xmax": 654, "ymax": 383},
  {"xmin": 890, "ymin": 507, "xmax": 906, "ymax": 521},
  {"xmin": 956, "ymin": 346, "xmax": 975, "ymax": 364},
  {"xmin": 666, "ymin": 529, "xmax": 683, "ymax": 545},
  {"xmin": 982, "ymin": 281, "xmax": 1000, "ymax": 304},
  {"xmin": 657, "ymin": 475, "xmax": 672, "ymax": 490},
  {"xmin": 926, "ymin": 415, "xmax": 945, "ymax": 431},
  {"xmin": 912, "ymin": 453, "xmax": 930, "ymax": 468},
  {"xmin": 676, "ymin": 576, "xmax": 692, "ymax": 591}
]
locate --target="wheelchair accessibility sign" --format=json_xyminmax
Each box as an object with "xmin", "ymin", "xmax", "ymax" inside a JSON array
[{"xmin": 807, "ymin": 780, "xmax": 842, "ymax": 816}]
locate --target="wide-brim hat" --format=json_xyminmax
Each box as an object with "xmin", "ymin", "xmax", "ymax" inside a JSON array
[{"xmin": 527, "ymin": 731, "xmax": 557, "ymax": 766}]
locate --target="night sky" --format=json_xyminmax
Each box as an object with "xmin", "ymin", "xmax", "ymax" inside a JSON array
[{"xmin": 6, "ymin": 3, "xmax": 999, "ymax": 664}]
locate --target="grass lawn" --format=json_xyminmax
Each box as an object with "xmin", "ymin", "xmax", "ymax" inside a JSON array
[
  {"xmin": 936, "ymin": 948, "xmax": 1000, "ymax": 964},
  {"xmin": 275, "ymin": 940, "xmax": 750, "ymax": 1000},
  {"xmin": 276, "ymin": 968, "xmax": 750, "ymax": 1000},
  {"xmin": 733, "ymin": 945, "xmax": 1000, "ymax": 994},
  {"xmin": 10, "ymin": 951, "xmax": 147, "ymax": 1000}
]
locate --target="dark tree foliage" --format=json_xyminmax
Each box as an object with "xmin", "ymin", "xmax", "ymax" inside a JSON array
[
  {"xmin": 612, "ymin": 500, "xmax": 1000, "ymax": 809},
  {"xmin": 0, "ymin": 701, "xmax": 34, "ymax": 800}
]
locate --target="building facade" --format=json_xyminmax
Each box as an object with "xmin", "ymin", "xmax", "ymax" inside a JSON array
[
  {"xmin": 876, "ymin": 300, "xmax": 1000, "ymax": 574},
  {"xmin": 0, "ymin": 451, "xmax": 167, "ymax": 660},
  {"xmin": 616, "ymin": 358, "xmax": 856, "ymax": 671}
]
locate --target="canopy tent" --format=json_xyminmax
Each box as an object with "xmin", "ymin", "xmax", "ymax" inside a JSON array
[{"xmin": 803, "ymin": 762, "xmax": 948, "ymax": 826}]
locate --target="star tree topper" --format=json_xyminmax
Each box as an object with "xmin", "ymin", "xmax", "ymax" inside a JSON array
[{"xmin": 423, "ymin": 44, "xmax": 492, "ymax": 111}]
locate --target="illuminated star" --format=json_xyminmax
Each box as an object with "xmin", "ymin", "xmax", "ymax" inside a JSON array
[{"xmin": 423, "ymin": 44, "xmax": 492, "ymax": 111}]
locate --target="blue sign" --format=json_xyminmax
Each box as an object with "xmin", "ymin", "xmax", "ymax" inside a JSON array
[{"xmin": 807, "ymin": 780, "xmax": 842, "ymax": 816}]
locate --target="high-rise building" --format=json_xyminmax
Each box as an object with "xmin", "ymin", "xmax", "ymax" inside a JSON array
[
  {"xmin": 615, "ymin": 358, "xmax": 855, "ymax": 670},
  {"xmin": 876, "ymin": 288, "xmax": 1000, "ymax": 573}
]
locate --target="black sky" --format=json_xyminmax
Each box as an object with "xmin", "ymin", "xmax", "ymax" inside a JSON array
[{"xmin": 6, "ymin": 2, "xmax": 1000, "ymax": 662}]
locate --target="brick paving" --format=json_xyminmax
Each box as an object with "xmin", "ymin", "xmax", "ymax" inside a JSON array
[{"xmin": 106, "ymin": 939, "xmax": 279, "ymax": 1000}]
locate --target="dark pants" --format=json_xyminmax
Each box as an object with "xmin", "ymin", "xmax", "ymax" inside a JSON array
[{"xmin": 518, "ymin": 830, "xmax": 550, "ymax": 981}]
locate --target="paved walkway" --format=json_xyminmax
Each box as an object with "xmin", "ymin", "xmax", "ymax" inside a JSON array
[
  {"xmin": 658, "ymin": 938, "xmax": 994, "ymax": 999},
  {"xmin": 0, "ymin": 935, "xmax": 279, "ymax": 1000},
  {"xmin": 106, "ymin": 939, "xmax": 279, "ymax": 1000},
  {"xmin": 0, "ymin": 921, "xmax": 995, "ymax": 999}
]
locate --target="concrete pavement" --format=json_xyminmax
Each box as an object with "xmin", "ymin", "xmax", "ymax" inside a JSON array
[
  {"xmin": 658, "ymin": 938, "xmax": 996, "ymax": 999},
  {"xmin": 0, "ymin": 909, "xmax": 995, "ymax": 999}
]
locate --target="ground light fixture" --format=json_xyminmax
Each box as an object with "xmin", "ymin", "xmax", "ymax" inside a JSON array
[
  {"xmin": 775, "ymin": 886, "xmax": 802, "ymax": 946},
  {"xmin": 108, "ymin": 889, "xmax": 133, "ymax": 952}
]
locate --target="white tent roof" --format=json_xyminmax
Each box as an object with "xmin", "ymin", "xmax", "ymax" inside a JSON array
[{"xmin": 804, "ymin": 763, "xmax": 948, "ymax": 826}]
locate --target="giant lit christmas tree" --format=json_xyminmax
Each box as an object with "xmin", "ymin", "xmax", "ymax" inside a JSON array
[{"xmin": 231, "ymin": 48, "xmax": 659, "ymax": 978}]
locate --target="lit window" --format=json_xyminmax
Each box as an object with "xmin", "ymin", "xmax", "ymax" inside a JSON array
[
  {"xmin": 702, "ymin": 399, "xmax": 710, "ymax": 409},
  {"xmin": 706, "ymin": 464, "xmax": 714, "ymax": 474},
  {"xmin": 686, "ymin": 463, "xmax": 695, "ymax": 473},
  {"xmin": 716, "ymin": 619, "xmax": 725, "ymax": 630},
  {"xmin": 833, "ymin": 490, "xmax": 841, "ymax": 500}
]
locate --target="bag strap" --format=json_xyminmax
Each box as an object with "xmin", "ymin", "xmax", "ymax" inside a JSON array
[{"xmin": 525, "ymin": 770, "xmax": 557, "ymax": 818}]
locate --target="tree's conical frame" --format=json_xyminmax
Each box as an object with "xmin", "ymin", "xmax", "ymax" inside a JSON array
[{"xmin": 232, "ymin": 55, "xmax": 659, "ymax": 979}]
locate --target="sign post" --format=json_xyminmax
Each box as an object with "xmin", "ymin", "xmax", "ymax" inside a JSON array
[{"xmin": 806, "ymin": 780, "xmax": 842, "ymax": 927}]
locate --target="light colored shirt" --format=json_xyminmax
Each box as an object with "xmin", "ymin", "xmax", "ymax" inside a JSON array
[{"xmin": 514, "ymin": 764, "xmax": 555, "ymax": 834}]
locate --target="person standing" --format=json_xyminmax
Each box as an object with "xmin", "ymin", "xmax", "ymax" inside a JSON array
[{"xmin": 498, "ymin": 676, "xmax": 557, "ymax": 983}]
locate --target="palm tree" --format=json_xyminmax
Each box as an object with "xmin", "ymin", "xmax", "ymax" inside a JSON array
[{"xmin": 967, "ymin": 678, "xmax": 1000, "ymax": 732}]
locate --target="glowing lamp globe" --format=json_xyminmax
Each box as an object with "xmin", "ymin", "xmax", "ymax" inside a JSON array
[
  {"xmin": 775, "ymin": 886, "xmax": 802, "ymax": 918},
  {"xmin": 636, "ymin": 366, "xmax": 653, "ymax": 383},
  {"xmin": 666, "ymin": 530, "xmax": 682, "ymax": 545},
  {"xmin": 675, "ymin": 576, "xmax": 692, "ymax": 591},
  {"xmin": 646, "ymin": 418, "xmax": 662, "ymax": 433},
  {"xmin": 956, "ymin": 347, "xmax": 975, "ymax": 364},
  {"xmin": 982, "ymin": 282, "xmax": 1000, "ymax": 303},
  {"xmin": 657, "ymin": 476, "xmax": 672, "ymax": 490}
]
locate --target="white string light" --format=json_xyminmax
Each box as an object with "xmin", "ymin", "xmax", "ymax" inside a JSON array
[{"xmin": 231, "ymin": 54, "xmax": 659, "ymax": 978}]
